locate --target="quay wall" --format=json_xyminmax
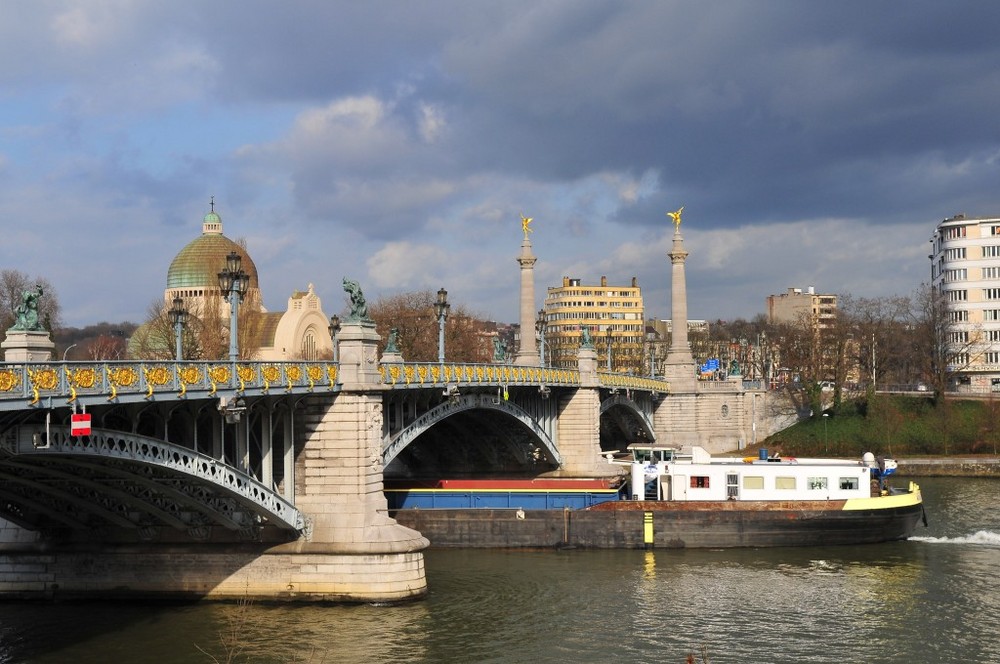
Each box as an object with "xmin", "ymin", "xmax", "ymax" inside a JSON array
[{"xmin": 896, "ymin": 458, "xmax": 1000, "ymax": 477}]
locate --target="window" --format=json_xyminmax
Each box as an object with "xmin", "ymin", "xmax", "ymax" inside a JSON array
[
  {"xmin": 742, "ymin": 476, "xmax": 764, "ymax": 490},
  {"xmin": 690, "ymin": 476, "xmax": 710, "ymax": 489},
  {"xmin": 945, "ymin": 269, "xmax": 967, "ymax": 282},
  {"xmin": 988, "ymin": 330, "xmax": 1000, "ymax": 342},
  {"xmin": 726, "ymin": 473, "xmax": 738, "ymax": 499},
  {"xmin": 807, "ymin": 477, "xmax": 828, "ymax": 490},
  {"xmin": 986, "ymin": 352, "xmax": 1000, "ymax": 364},
  {"xmin": 946, "ymin": 247, "xmax": 967, "ymax": 260},
  {"xmin": 985, "ymin": 267, "xmax": 1000, "ymax": 280},
  {"xmin": 950, "ymin": 310, "xmax": 969, "ymax": 322},
  {"xmin": 947, "ymin": 290, "xmax": 968, "ymax": 302},
  {"xmin": 985, "ymin": 310, "xmax": 1000, "ymax": 322},
  {"xmin": 839, "ymin": 477, "xmax": 859, "ymax": 491},
  {"xmin": 950, "ymin": 331, "xmax": 969, "ymax": 344},
  {"xmin": 985, "ymin": 289, "xmax": 1000, "ymax": 300},
  {"xmin": 985, "ymin": 246, "xmax": 1000, "ymax": 258},
  {"xmin": 951, "ymin": 352, "xmax": 970, "ymax": 365},
  {"xmin": 945, "ymin": 226, "xmax": 967, "ymax": 239},
  {"xmin": 775, "ymin": 476, "xmax": 796, "ymax": 490},
  {"xmin": 992, "ymin": 226, "xmax": 1000, "ymax": 236}
]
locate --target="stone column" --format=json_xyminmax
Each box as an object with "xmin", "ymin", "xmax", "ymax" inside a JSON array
[
  {"xmin": 514, "ymin": 237, "xmax": 540, "ymax": 366},
  {"xmin": 662, "ymin": 226, "xmax": 696, "ymax": 391}
]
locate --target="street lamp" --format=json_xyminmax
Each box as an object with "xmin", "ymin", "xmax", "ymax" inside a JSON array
[
  {"xmin": 169, "ymin": 296, "xmax": 189, "ymax": 361},
  {"xmin": 62, "ymin": 343, "xmax": 77, "ymax": 362},
  {"xmin": 606, "ymin": 329, "xmax": 613, "ymax": 371},
  {"xmin": 435, "ymin": 287, "xmax": 450, "ymax": 365},
  {"xmin": 823, "ymin": 412, "xmax": 830, "ymax": 453},
  {"xmin": 535, "ymin": 308, "xmax": 547, "ymax": 368},
  {"xmin": 217, "ymin": 251, "xmax": 249, "ymax": 362},
  {"xmin": 328, "ymin": 314, "xmax": 341, "ymax": 362}
]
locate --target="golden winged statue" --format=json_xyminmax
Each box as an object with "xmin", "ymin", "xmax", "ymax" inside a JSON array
[
  {"xmin": 667, "ymin": 206, "xmax": 684, "ymax": 228},
  {"xmin": 521, "ymin": 213, "xmax": 533, "ymax": 238}
]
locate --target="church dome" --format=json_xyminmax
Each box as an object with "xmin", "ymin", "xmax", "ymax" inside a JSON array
[{"xmin": 166, "ymin": 207, "xmax": 260, "ymax": 291}]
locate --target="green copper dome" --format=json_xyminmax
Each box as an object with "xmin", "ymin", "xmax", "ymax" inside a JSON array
[{"xmin": 165, "ymin": 208, "xmax": 260, "ymax": 290}]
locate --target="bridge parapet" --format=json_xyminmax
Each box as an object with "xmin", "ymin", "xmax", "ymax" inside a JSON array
[
  {"xmin": 0, "ymin": 360, "xmax": 340, "ymax": 410},
  {"xmin": 379, "ymin": 362, "xmax": 580, "ymax": 389},
  {"xmin": 597, "ymin": 371, "xmax": 670, "ymax": 394}
]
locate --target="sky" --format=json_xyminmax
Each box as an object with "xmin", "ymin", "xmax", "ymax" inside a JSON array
[{"xmin": 3, "ymin": 1, "xmax": 1000, "ymax": 328}]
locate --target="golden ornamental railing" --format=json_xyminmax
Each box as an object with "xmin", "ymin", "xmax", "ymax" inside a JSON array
[
  {"xmin": 378, "ymin": 362, "xmax": 580, "ymax": 388},
  {"xmin": 0, "ymin": 360, "xmax": 339, "ymax": 406}
]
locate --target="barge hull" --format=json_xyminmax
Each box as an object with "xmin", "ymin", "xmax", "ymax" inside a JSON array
[{"xmin": 390, "ymin": 501, "xmax": 924, "ymax": 549}]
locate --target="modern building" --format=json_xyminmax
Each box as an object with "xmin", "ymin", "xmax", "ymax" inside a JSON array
[
  {"xmin": 130, "ymin": 203, "xmax": 334, "ymax": 361},
  {"xmin": 542, "ymin": 276, "xmax": 644, "ymax": 371},
  {"xmin": 766, "ymin": 286, "xmax": 837, "ymax": 330},
  {"xmin": 931, "ymin": 213, "xmax": 1000, "ymax": 389}
]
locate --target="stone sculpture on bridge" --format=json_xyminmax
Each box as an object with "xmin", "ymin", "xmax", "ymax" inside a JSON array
[
  {"xmin": 342, "ymin": 277, "xmax": 371, "ymax": 322},
  {"xmin": 493, "ymin": 337, "xmax": 507, "ymax": 362},
  {"xmin": 9, "ymin": 285, "xmax": 44, "ymax": 332},
  {"xmin": 386, "ymin": 328, "xmax": 400, "ymax": 353}
]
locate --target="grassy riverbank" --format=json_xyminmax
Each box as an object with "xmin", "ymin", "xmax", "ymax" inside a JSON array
[{"xmin": 755, "ymin": 393, "xmax": 1000, "ymax": 459}]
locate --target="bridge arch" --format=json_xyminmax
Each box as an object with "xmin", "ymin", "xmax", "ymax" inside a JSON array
[
  {"xmin": 600, "ymin": 392, "xmax": 656, "ymax": 447},
  {"xmin": 382, "ymin": 393, "xmax": 562, "ymax": 467},
  {"xmin": 0, "ymin": 425, "xmax": 303, "ymax": 538}
]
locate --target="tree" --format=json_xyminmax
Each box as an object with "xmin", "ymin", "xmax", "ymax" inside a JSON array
[
  {"xmin": 0, "ymin": 269, "xmax": 61, "ymax": 336},
  {"xmin": 368, "ymin": 290, "xmax": 491, "ymax": 363}
]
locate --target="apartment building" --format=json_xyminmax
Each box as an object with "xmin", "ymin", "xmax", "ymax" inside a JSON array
[
  {"xmin": 931, "ymin": 213, "xmax": 1000, "ymax": 389},
  {"xmin": 543, "ymin": 276, "xmax": 644, "ymax": 371},
  {"xmin": 766, "ymin": 286, "xmax": 837, "ymax": 330}
]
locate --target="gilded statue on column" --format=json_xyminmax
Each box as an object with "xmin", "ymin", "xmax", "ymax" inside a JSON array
[
  {"xmin": 667, "ymin": 206, "xmax": 684, "ymax": 229},
  {"xmin": 520, "ymin": 213, "xmax": 533, "ymax": 238}
]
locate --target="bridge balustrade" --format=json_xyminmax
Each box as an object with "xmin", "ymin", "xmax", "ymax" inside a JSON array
[
  {"xmin": 0, "ymin": 360, "xmax": 340, "ymax": 410},
  {"xmin": 379, "ymin": 362, "xmax": 580, "ymax": 389}
]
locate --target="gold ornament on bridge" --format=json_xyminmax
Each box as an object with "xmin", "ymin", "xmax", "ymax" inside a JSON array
[
  {"xmin": 667, "ymin": 206, "xmax": 684, "ymax": 228},
  {"xmin": 208, "ymin": 366, "xmax": 230, "ymax": 384},
  {"xmin": 144, "ymin": 366, "xmax": 171, "ymax": 386},
  {"xmin": 327, "ymin": 366, "xmax": 337, "ymax": 387},
  {"xmin": 0, "ymin": 369, "xmax": 20, "ymax": 392},
  {"xmin": 286, "ymin": 366, "xmax": 302, "ymax": 382}
]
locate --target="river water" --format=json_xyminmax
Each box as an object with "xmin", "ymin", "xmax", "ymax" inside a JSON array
[{"xmin": 1, "ymin": 477, "xmax": 998, "ymax": 664}]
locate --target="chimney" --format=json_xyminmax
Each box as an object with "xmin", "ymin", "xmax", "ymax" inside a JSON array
[
  {"xmin": 563, "ymin": 276, "xmax": 570, "ymax": 287},
  {"xmin": 601, "ymin": 276, "xmax": 607, "ymax": 287},
  {"xmin": 631, "ymin": 276, "xmax": 637, "ymax": 287}
]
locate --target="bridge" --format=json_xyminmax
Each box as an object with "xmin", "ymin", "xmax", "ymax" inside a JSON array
[
  {"xmin": 0, "ymin": 222, "xmax": 778, "ymax": 604},
  {"xmin": 0, "ymin": 329, "xmax": 701, "ymax": 603}
]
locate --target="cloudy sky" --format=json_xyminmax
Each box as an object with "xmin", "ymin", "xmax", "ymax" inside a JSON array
[{"xmin": 2, "ymin": 2, "xmax": 999, "ymax": 328}]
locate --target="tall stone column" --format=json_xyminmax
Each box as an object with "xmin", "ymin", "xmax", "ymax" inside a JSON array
[
  {"xmin": 514, "ymin": 236, "xmax": 540, "ymax": 366},
  {"xmin": 662, "ymin": 224, "xmax": 696, "ymax": 391}
]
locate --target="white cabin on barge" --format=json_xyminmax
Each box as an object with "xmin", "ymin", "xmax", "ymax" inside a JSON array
[{"xmin": 610, "ymin": 445, "xmax": 897, "ymax": 503}]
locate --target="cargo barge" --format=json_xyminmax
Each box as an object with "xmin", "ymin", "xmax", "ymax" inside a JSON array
[{"xmin": 387, "ymin": 445, "xmax": 926, "ymax": 549}]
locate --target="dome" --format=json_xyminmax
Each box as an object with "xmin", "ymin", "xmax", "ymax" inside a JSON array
[{"xmin": 165, "ymin": 207, "xmax": 260, "ymax": 291}]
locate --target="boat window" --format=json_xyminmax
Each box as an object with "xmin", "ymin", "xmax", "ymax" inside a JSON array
[
  {"xmin": 775, "ymin": 476, "xmax": 796, "ymax": 490},
  {"xmin": 807, "ymin": 477, "xmax": 828, "ymax": 490},
  {"xmin": 726, "ymin": 473, "xmax": 738, "ymax": 499},
  {"xmin": 742, "ymin": 476, "xmax": 764, "ymax": 490},
  {"xmin": 690, "ymin": 476, "xmax": 710, "ymax": 489},
  {"xmin": 839, "ymin": 477, "xmax": 859, "ymax": 490}
]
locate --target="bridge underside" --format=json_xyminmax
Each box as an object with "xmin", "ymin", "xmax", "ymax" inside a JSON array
[
  {"xmin": 385, "ymin": 407, "xmax": 558, "ymax": 478},
  {"xmin": 0, "ymin": 397, "xmax": 304, "ymax": 545}
]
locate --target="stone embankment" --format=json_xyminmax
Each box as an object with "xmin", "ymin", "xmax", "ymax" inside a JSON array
[{"xmin": 896, "ymin": 457, "xmax": 1000, "ymax": 477}]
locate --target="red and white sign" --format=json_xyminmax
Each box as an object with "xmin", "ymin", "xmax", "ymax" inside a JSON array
[{"xmin": 71, "ymin": 413, "xmax": 91, "ymax": 437}]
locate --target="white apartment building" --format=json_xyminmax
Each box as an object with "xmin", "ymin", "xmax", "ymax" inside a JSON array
[{"xmin": 931, "ymin": 213, "xmax": 1000, "ymax": 390}]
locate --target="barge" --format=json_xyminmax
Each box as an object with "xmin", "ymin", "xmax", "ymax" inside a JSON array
[{"xmin": 387, "ymin": 445, "xmax": 926, "ymax": 549}]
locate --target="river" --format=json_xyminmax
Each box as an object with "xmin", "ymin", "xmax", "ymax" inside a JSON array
[{"xmin": 1, "ymin": 476, "xmax": 998, "ymax": 663}]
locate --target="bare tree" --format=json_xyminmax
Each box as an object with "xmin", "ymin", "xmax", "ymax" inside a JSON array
[{"xmin": 368, "ymin": 290, "xmax": 491, "ymax": 363}]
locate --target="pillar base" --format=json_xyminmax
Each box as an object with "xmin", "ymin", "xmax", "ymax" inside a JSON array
[{"xmin": 0, "ymin": 545, "xmax": 427, "ymax": 603}]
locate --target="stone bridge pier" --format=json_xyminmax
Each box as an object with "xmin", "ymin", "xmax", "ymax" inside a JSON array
[{"xmin": 267, "ymin": 320, "xmax": 428, "ymax": 600}]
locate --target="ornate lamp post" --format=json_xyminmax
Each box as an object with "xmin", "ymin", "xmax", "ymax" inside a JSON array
[
  {"xmin": 535, "ymin": 308, "xmax": 547, "ymax": 368},
  {"xmin": 328, "ymin": 314, "xmax": 341, "ymax": 362},
  {"xmin": 435, "ymin": 288, "xmax": 450, "ymax": 365},
  {"xmin": 217, "ymin": 251, "xmax": 249, "ymax": 362},
  {"xmin": 169, "ymin": 296, "xmax": 189, "ymax": 361}
]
